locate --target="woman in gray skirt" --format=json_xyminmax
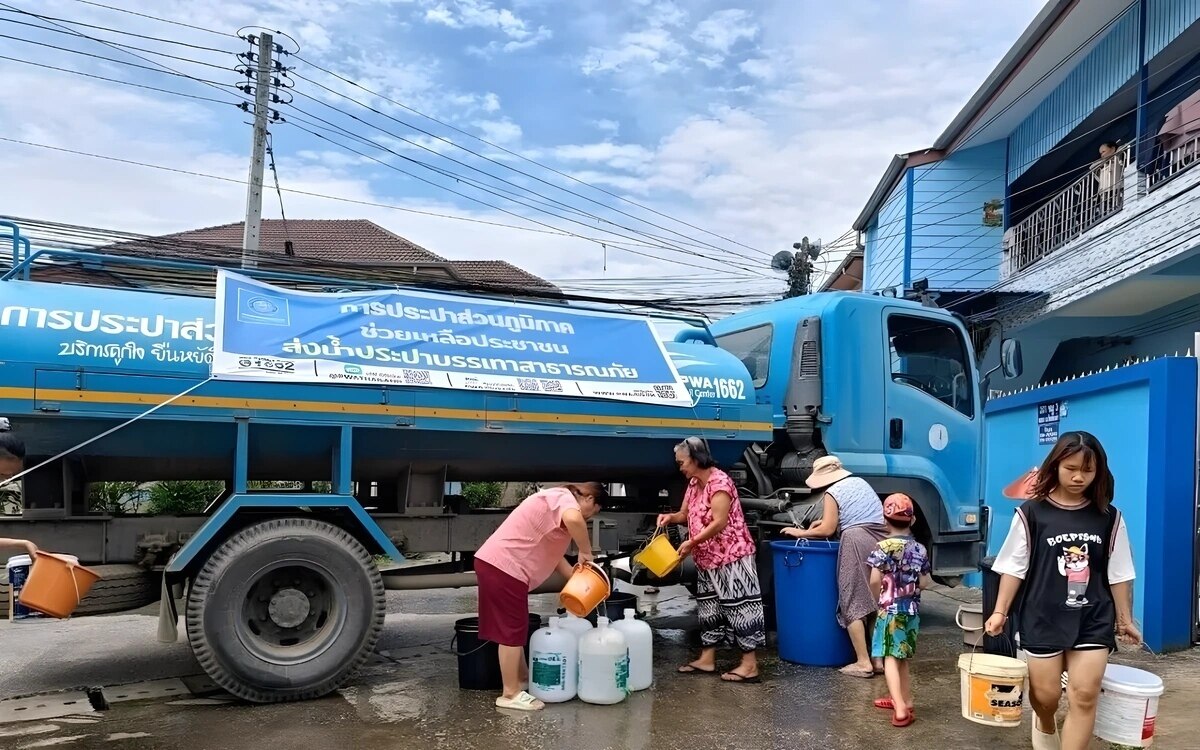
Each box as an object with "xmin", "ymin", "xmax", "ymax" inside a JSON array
[{"xmin": 782, "ymin": 455, "xmax": 888, "ymax": 678}]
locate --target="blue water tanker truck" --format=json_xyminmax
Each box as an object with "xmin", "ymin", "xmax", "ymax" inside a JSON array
[{"xmin": 0, "ymin": 231, "xmax": 1021, "ymax": 703}]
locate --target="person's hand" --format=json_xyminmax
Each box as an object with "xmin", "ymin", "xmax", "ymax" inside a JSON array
[
  {"xmin": 23, "ymin": 540, "xmax": 37, "ymax": 557},
  {"xmin": 677, "ymin": 540, "xmax": 694, "ymax": 558},
  {"xmin": 780, "ymin": 527, "xmax": 803, "ymax": 539},
  {"xmin": 656, "ymin": 513, "xmax": 673, "ymax": 528},
  {"xmin": 984, "ymin": 612, "xmax": 1008, "ymax": 636},
  {"xmin": 577, "ymin": 549, "xmax": 594, "ymax": 566},
  {"xmin": 1118, "ymin": 620, "xmax": 1142, "ymax": 646}
]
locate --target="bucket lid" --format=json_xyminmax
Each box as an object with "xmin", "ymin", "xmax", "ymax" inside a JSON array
[
  {"xmin": 1102, "ymin": 663, "xmax": 1164, "ymax": 696},
  {"xmin": 957, "ymin": 652, "xmax": 1028, "ymax": 678},
  {"xmin": 6, "ymin": 554, "xmax": 31, "ymax": 567}
]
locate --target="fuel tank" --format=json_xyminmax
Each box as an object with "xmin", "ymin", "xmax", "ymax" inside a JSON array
[{"xmin": 0, "ymin": 279, "xmax": 772, "ymax": 482}]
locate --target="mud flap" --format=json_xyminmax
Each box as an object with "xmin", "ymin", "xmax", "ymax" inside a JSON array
[{"xmin": 156, "ymin": 574, "xmax": 179, "ymax": 643}]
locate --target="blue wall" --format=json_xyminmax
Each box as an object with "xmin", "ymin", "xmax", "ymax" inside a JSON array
[
  {"xmin": 863, "ymin": 176, "xmax": 908, "ymax": 291},
  {"xmin": 1148, "ymin": 0, "xmax": 1200, "ymax": 58},
  {"xmin": 1008, "ymin": 5, "xmax": 1139, "ymax": 183},
  {"xmin": 980, "ymin": 357, "xmax": 1197, "ymax": 653},
  {"xmin": 910, "ymin": 141, "xmax": 1006, "ymax": 290}
]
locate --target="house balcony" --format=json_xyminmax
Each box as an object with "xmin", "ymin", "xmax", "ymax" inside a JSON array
[{"xmin": 1003, "ymin": 144, "xmax": 1132, "ymax": 276}]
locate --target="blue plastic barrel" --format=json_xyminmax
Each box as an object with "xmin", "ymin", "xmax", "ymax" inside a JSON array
[{"xmin": 770, "ymin": 540, "xmax": 854, "ymax": 666}]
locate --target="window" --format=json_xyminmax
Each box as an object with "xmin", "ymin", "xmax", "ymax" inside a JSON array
[
  {"xmin": 714, "ymin": 324, "xmax": 772, "ymax": 388},
  {"xmin": 887, "ymin": 315, "xmax": 974, "ymax": 418}
]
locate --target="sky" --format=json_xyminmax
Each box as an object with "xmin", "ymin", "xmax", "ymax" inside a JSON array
[{"xmin": 0, "ymin": 0, "xmax": 1045, "ymax": 313}]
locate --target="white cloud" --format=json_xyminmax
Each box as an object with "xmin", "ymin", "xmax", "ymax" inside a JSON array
[
  {"xmin": 419, "ymin": 0, "xmax": 551, "ymax": 49},
  {"xmin": 473, "ymin": 118, "xmax": 522, "ymax": 144},
  {"xmin": 581, "ymin": 28, "xmax": 689, "ymax": 76},
  {"xmin": 593, "ymin": 119, "xmax": 620, "ymax": 136},
  {"xmin": 692, "ymin": 9, "xmax": 758, "ymax": 54},
  {"xmin": 739, "ymin": 58, "xmax": 776, "ymax": 81}
]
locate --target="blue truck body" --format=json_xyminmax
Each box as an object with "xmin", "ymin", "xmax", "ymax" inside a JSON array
[{"xmin": 0, "ymin": 223, "xmax": 1010, "ymax": 702}]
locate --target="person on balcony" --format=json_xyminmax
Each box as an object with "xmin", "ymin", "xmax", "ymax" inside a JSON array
[{"xmin": 1090, "ymin": 141, "xmax": 1121, "ymax": 217}]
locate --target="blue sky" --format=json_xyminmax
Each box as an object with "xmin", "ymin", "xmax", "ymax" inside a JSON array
[{"xmin": 0, "ymin": 0, "xmax": 1044, "ymax": 308}]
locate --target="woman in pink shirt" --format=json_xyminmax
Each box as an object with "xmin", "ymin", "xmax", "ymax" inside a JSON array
[
  {"xmin": 474, "ymin": 482, "xmax": 604, "ymax": 711},
  {"xmin": 657, "ymin": 436, "xmax": 765, "ymax": 683}
]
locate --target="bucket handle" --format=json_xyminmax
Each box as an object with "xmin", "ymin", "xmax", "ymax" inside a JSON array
[
  {"xmin": 955, "ymin": 607, "xmax": 983, "ymax": 632},
  {"xmin": 782, "ymin": 550, "xmax": 804, "ymax": 567}
]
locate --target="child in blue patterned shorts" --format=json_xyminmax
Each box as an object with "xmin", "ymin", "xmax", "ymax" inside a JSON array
[{"xmin": 867, "ymin": 493, "xmax": 932, "ymax": 728}]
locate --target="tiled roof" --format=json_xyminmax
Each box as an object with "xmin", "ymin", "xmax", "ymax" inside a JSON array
[
  {"xmin": 447, "ymin": 261, "xmax": 559, "ymax": 291},
  {"xmin": 147, "ymin": 219, "xmax": 446, "ymax": 263}
]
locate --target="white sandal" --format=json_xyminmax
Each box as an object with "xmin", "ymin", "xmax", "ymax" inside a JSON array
[
  {"xmin": 496, "ymin": 690, "xmax": 545, "ymax": 711},
  {"xmin": 1031, "ymin": 715, "xmax": 1061, "ymax": 750}
]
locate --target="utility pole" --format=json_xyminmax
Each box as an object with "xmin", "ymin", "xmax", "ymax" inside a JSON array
[
  {"xmin": 242, "ymin": 32, "xmax": 273, "ymax": 270},
  {"xmin": 783, "ymin": 237, "xmax": 820, "ymax": 298}
]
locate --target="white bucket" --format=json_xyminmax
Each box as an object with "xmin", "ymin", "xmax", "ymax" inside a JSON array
[
  {"xmin": 958, "ymin": 652, "xmax": 1027, "ymax": 727},
  {"xmin": 956, "ymin": 603, "xmax": 983, "ymax": 648},
  {"xmin": 1094, "ymin": 664, "xmax": 1164, "ymax": 748}
]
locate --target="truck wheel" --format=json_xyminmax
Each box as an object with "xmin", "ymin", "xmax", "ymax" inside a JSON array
[{"xmin": 185, "ymin": 518, "xmax": 385, "ymax": 703}]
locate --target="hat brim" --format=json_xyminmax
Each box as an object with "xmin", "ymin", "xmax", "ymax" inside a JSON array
[{"xmin": 805, "ymin": 468, "xmax": 852, "ymax": 489}]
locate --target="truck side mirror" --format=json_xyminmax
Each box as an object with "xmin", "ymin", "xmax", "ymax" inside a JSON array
[{"xmin": 1000, "ymin": 339, "xmax": 1023, "ymax": 379}]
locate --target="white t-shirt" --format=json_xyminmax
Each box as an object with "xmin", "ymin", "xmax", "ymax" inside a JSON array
[{"xmin": 992, "ymin": 510, "xmax": 1136, "ymax": 583}]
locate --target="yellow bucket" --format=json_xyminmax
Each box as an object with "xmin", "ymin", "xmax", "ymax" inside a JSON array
[
  {"xmin": 958, "ymin": 652, "xmax": 1028, "ymax": 727},
  {"xmin": 632, "ymin": 529, "xmax": 681, "ymax": 578}
]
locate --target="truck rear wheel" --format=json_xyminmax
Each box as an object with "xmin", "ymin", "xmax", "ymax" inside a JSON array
[{"xmin": 185, "ymin": 518, "xmax": 385, "ymax": 703}]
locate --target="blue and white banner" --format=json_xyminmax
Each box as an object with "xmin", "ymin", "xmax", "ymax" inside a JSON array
[{"xmin": 211, "ymin": 270, "xmax": 694, "ymax": 406}]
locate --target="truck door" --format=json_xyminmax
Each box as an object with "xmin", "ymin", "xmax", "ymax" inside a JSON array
[{"xmin": 882, "ymin": 309, "xmax": 980, "ymax": 537}]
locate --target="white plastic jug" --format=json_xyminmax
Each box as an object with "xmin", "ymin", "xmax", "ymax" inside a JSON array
[
  {"xmin": 577, "ymin": 616, "xmax": 629, "ymax": 705},
  {"xmin": 558, "ymin": 611, "xmax": 593, "ymax": 640},
  {"xmin": 611, "ymin": 607, "xmax": 652, "ymax": 691},
  {"xmin": 528, "ymin": 617, "xmax": 578, "ymax": 703}
]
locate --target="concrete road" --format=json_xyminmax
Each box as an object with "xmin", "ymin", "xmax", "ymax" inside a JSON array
[{"xmin": 1, "ymin": 583, "xmax": 1195, "ymax": 749}]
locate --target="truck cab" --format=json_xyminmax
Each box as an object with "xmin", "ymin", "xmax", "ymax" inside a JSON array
[{"xmin": 705, "ymin": 292, "xmax": 1002, "ymax": 580}]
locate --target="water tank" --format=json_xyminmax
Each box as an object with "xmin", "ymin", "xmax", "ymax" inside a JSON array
[
  {"xmin": 577, "ymin": 616, "xmax": 629, "ymax": 705},
  {"xmin": 610, "ymin": 608, "xmax": 653, "ymax": 692},
  {"xmin": 527, "ymin": 617, "xmax": 578, "ymax": 703}
]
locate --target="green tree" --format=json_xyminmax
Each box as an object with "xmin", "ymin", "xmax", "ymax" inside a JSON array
[
  {"xmin": 461, "ymin": 481, "xmax": 503, "ymax": 509},
  {"xmin": 88, "ymin": 481, "xmax": 142, "ymax": 515},
  {"xmin": 146, "ymin": 480, "xmax": 224, "ymax": 515}
]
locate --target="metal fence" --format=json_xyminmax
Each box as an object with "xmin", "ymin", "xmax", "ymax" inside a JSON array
[
  {"xmin": 1149, "ymin": 133, "xmax": 1200, "ymax": 190},
  {"xmin": 1004, "ymin": 144, "xmax": 1131, "ymax": 276}
]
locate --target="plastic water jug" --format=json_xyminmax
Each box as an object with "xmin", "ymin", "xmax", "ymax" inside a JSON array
[
  {"xmin": 558, "ymin": 611, "xmax": 594, "ymax": 640},
  {"xmin": 611, "ymin": 608, "xmax": 652, "ymax": 692},
  {"xmin": 5, "ymin": 554, "xmax": 37, "ymax": 620},
  {"xmin": 527, "ymin": 618, "xmax": 578, "ymax": 703},
  {"xmin": 577, "ymin": 616, "xmax": 629, "ymax": 705}
]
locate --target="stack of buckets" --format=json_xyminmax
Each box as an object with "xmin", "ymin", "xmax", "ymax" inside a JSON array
[{"xmin": 6, "ymin": 551, "xmax": 101, "ymax": 621}]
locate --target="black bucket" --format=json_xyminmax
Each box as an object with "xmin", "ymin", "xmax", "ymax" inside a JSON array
[
  {"xmin": 453, "ymin": 614, "xmax": 543, "ymax": 691},
  {"xmin": 585, "ymin": 591, "xmax": 639, "ymax": 624}
]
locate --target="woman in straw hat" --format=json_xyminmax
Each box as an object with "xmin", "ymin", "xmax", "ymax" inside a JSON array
[{"xmin": 782, "ymin": 455, "xmax": 888, "ymax": 678}]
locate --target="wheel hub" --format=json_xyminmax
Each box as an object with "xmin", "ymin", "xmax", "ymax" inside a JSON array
[{"xmin": 267, "ymin": 588, "xmax": 311, "ymax": 629}]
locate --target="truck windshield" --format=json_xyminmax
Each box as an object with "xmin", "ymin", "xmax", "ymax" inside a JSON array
[
  {"xmin": 714, "ymin": 324, "xmax": 771, "ymax": 388},
  {"xmin": 887, "ymin": 315, "xmax": 974, "ymax": 418}
]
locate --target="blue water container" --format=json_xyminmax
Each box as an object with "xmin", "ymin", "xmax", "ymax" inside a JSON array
[{"xmin": 770, "ymin": 540, "xmax": 854, "ymax": 666}]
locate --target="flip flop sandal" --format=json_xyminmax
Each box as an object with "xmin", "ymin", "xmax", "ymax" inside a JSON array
[
  {"xmin": 839, "ymin": 666, "xmax": 874, "ymax": 678},
  {"xmin": 678, "ymin": 664, "xmax": 716, "ymax": 674},
  {"xmin": 721, "ymin": 671, "xmax": 761, "ymax": 684},
  {"xmin": 495, "ymin": 691, "xmax": 545, "ymax": 711}
]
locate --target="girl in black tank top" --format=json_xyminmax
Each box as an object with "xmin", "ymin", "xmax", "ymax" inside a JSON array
[{"xmin": 985, "ymin": 432, "xmax": 1141, "ymax": 750}]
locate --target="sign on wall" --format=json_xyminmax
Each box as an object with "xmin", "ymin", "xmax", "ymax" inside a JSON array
[
  {"xmin": 1037, "ymin": 400, "xmax": 1065, "ymax": 444},
  {"xmin": 211, "ymin": 270, "xmax": 694, "ymax": 407}
]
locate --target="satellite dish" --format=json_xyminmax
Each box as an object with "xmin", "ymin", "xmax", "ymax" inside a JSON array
[{"xmin": 770, "ymin": 251, "xmax": 794, "ymax": 271}]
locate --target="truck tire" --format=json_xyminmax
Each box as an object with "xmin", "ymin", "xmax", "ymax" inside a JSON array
[
  {"xmin": 185, "ymin": 518, "xmax": 385, "ymax": 703},
  {"xmin": 0, "ymin": 564, "xmax": 157, "ymax": 618}
]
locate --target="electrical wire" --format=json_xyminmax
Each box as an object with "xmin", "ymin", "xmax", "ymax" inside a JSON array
[
  {"xmin": 0, "ymin": 55, "xmax": 241, "ymax": 106},
  {"xmin": 0, "ymin": 16, "xmax": 239, "ymax": 70},
  {"xmin": 0, "ymin": 3, "xmax": 233, "ymax": 53},
  {"xmin": 288, "ymin": 60, "xmax": 772, "ymax": 259},
  {"xmin": 67, "ymin": 0, "xmax": 237, "ymax": 38}
]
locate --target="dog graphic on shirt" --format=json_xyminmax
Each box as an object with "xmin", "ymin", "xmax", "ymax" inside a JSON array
[{"xmin": 1057, "ymin": 544, "xmax": 1090, "ymax": 608}]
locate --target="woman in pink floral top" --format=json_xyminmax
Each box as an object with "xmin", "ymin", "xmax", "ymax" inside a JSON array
[{"xmin": 657, "ymin": 436, "xmax": 765, "ymax": 683}]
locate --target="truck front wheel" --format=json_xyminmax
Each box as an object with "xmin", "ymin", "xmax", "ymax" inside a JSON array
[{"xmin": 185, "ymin": 518, "xmax": 385, "ymax": 703}]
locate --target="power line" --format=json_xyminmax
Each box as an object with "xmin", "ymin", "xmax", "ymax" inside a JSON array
[
  {"xmin": 0, "ymin": 16, "xmax": 238, "ymax": 70},
  {"xmin": 0, "ymin": 4, "xmax": 234, "ymax": 53},
  {"xmin": 0, "ymin": 135, "xmax": 760, "ymax": 279},
  {"xmin": 288, "ymin": 59, "xmax": 772, "ymax": 259},
  {"xmin": 66, "ymin": 0, "xmax": 236, "ymax": 38},
  {"xmin": 0, "ymin": 55, "xmax": 240, "ymax": 106}
]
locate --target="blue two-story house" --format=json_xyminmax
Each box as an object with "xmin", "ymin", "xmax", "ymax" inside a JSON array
[{"xmin": 838, "ymin": 0, "xmax": 1200, "ymax": 389}]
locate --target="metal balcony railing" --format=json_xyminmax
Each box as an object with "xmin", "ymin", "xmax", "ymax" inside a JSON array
[
  {"xmin": 1149, "ymin": 133, "xmax": 1200, "ymax": 190},
  {"xmin": 1004, "ymin": 144, "xmax": 1131, "ymax": 275}
]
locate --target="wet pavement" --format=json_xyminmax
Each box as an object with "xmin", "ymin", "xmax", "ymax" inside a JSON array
[{"xmin": 1, "ymin": 582, "xmax": 1196, "ymax": 749}]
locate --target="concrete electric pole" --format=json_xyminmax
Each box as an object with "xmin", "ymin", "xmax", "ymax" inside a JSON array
[{"xmin": 242, "ymin": 32, "xmax": 274, "ymax": 270}]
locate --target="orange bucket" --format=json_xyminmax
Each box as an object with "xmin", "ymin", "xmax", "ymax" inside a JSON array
[
  {"xmin": 17, "ymin": 551, "xmax": 102, "ymax": 619},
  {"xmin": 559, "ymin": 562, "xmax": 611, "ymax": 617}
]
